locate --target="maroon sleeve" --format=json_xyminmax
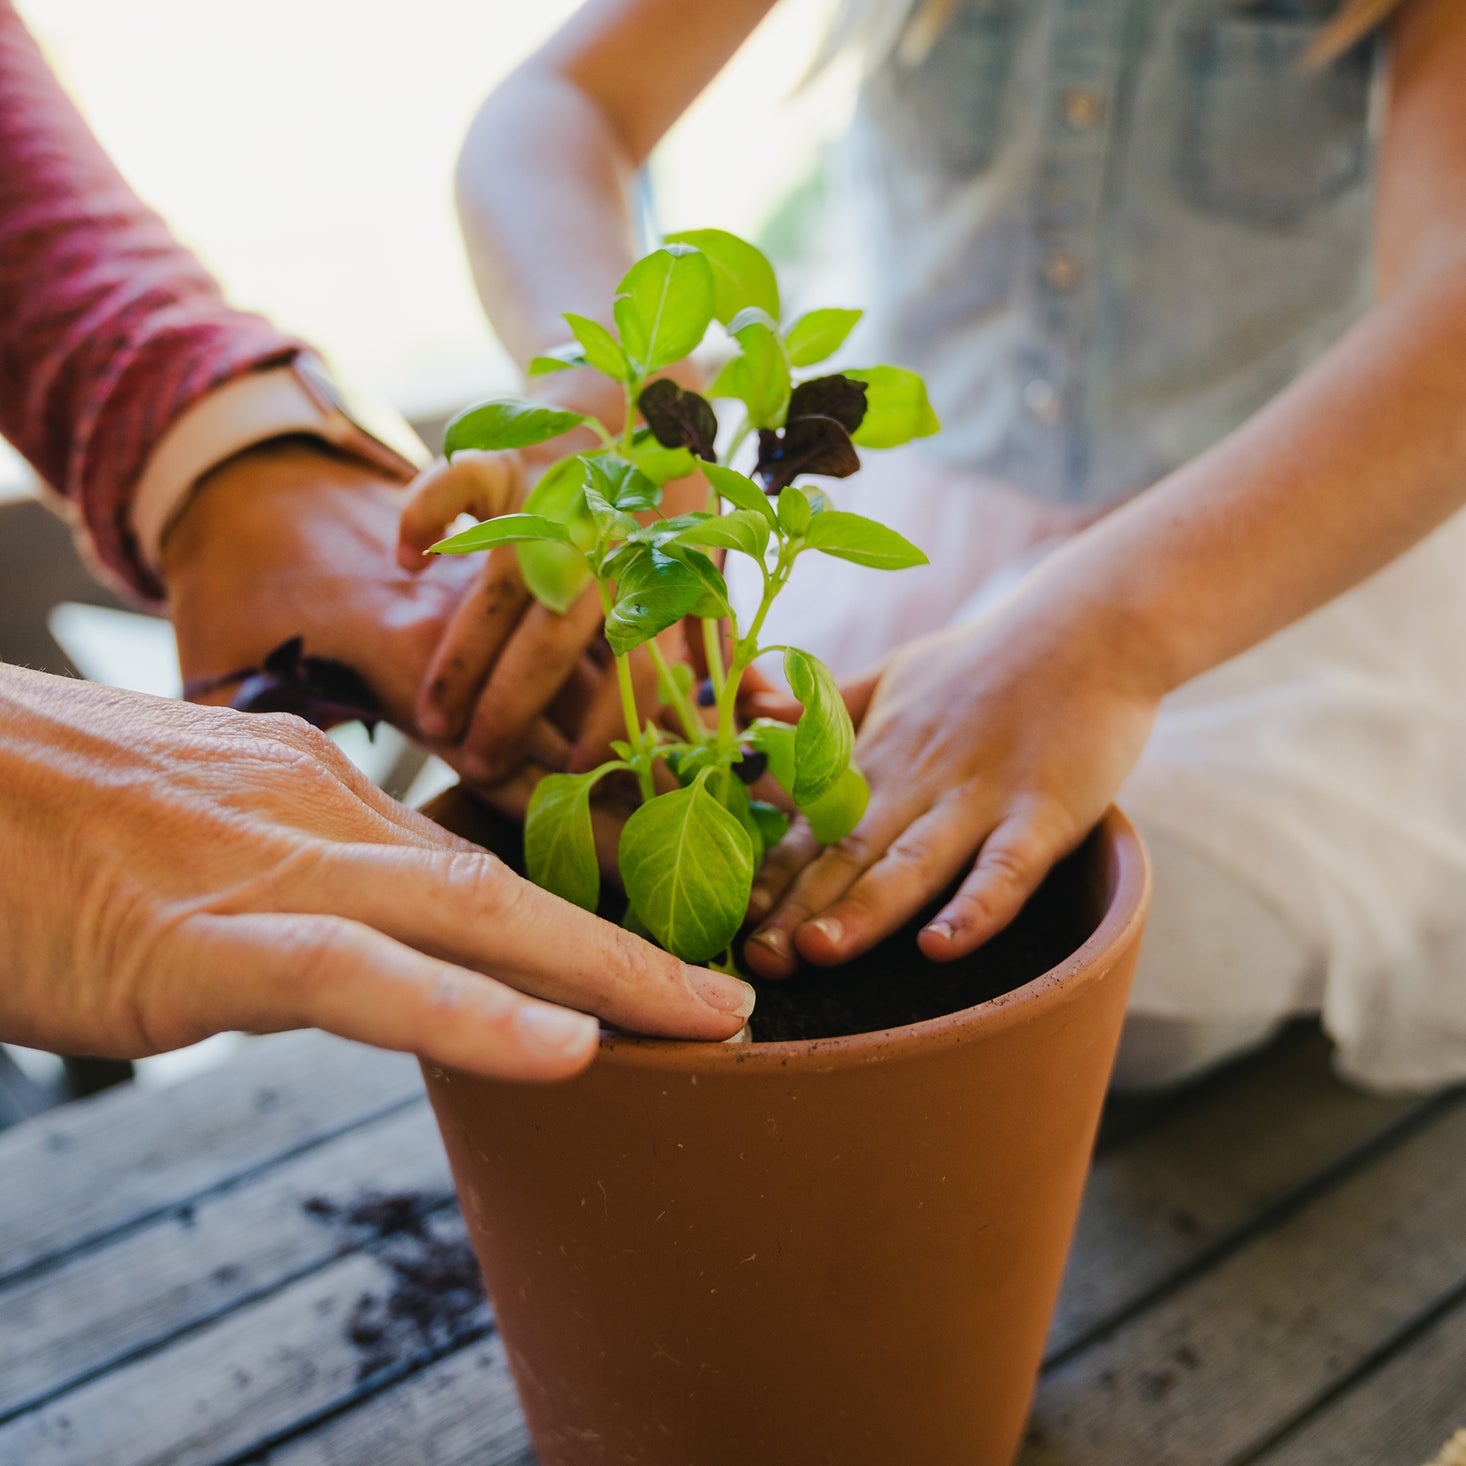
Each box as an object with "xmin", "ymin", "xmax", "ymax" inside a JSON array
[{"xmin": 0, "ymin": 1, "xmax": 307, "ymax": 600}]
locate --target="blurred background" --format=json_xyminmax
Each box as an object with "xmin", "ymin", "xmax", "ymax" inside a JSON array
[{"xmin": 0, "ymin": 0, "xmax": 853, "ymax": 1113}]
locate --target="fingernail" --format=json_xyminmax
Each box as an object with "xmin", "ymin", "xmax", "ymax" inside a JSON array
[
  {"xmin": 683, "ymin": 965, "xmax": 756, "ymax": 1018},
  {"xmin": 418, "ymin": 706, "xmax": 448, "ymax": 739},
  {"xmin": 923, "ymin": 920, "xmax": 955, "ymax": 944},
  {"xmin": 806, "ymin": 916, "xmax": 843, "ymax": 947},
  {"xmin": 749, "ymin": 927, "xmax": 789, "ymax": 957},
  {"xmin": 517, "ymin": 1003, "xmax": 599, "ymax": 1053}
]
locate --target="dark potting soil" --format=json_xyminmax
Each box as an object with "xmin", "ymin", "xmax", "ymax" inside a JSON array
[
  {"xmin": 743, "ymin": 838, "xmax": 1098, "ymax": 1042},
  {"xmin": 427, "ymin": 789, "xmax": 1104, "ymax": 1045},
  {"xmin": 302, "ymin": 1188, "xmax": 486, "ymax": 1380}
]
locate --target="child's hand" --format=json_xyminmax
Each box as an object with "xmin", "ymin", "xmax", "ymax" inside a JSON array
[
  {"xmin": 397, "ymin": 447, "xmax": 607, "ymax": 783},
  {"xmin": 741, "ymin": 587, "xmax": 1163, "ymax": 977}
]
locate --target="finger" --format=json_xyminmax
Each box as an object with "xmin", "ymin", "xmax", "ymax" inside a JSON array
[
  {"xmin": 285, "ymin": 846, "xmax": 756, "ymax": 1040},
  {"xmin": 170, "ymin": 911, "xmax": 601, "ymax": 1082},
  {"xmin": 416, "ymin": 544, "xmax": 532, "ymax": 740},
  {"xmin": 569, "ymin": 645, "xmax": 659, "ymax": 774},
  {"xmin": 741, "ymin": 796, "xmax": 911, "ymax": 977},
  {"xmin": 792, "ymin": 791, "xmax": 985, "ymax": 967},
  {"xmin": 838, "ymin": 668, "xmax": 885, "ymax": 728},
  {"xmin": 397, "ymin": 451, "xmax": 525, "ymax": 571},
  {"xmin": 918, "ymin": 808, "xmax": 1069, "ymax": 961},
  {"xmin": 460, "ymin": 585, "xmax": 605, "ymax": 783}
]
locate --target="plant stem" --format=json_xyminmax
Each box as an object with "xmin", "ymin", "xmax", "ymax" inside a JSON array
[
  {"xmin": 598, "ymin": 580, "xmax": 656, "ymax": 802},
  {"xmin": 646, "ymin": 638, "xmax": 707, "ymax": 744},
  {"xmin": 702, "ymin": 617, "xmax": 727, "ymax": 698}
]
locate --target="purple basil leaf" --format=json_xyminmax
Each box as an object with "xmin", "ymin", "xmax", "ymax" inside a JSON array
[
  {"xmin": 787, "ymin": 374, "xmax": 868, "ymax": 435},
  {"xmin": 219, "ymin": 638, "xmax": 382, "ymax": 735},
  {"xmin": 638, "ymin": 379, "xmax": 719, "ymax": 462},
  {"xmin": 754, "ymin": 373, "xmax": 868, "ymax": 494},
  {"xmin": 755, "ymin": 419, "xmax": 860, "ymax": 495}
]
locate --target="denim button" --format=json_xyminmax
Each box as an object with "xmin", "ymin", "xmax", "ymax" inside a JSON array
[
  {"xmin": 1043, "ymin": 251, "xmax": 1083, "ymax": 291},
  {"xmin": 1063, "ymin": 86, "xmax": 1104, "ymax": 130},
  {"xmin": 1024, "ymin": 379, "xmax": 1061, "ymax": 422}
]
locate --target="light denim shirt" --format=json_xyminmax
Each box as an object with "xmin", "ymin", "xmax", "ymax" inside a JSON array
[{"xmin": 843, "ymin": 0, "xmax": 1385, "ymax": 504}]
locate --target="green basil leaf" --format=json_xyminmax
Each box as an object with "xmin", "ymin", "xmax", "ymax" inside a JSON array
[
  {"xmin": 604, "ymin": 548, "xmax": 705, "ymax": 656},
  {"xmin": 584, "ymin": 454, "xmax": 661, "ymax": 512},
  {"xmin": 563, "ymin": 312, "xmax": 630, "ymax": 380},
  {"xmin": 803, "ymin": 509, "xmax": 928, "ymax": 570},
  {"xmin": 660, "ymin": 543, "xmax": 731, "ymax": 619},
  {"xmin": 784, "ymin": 647, "xmax": 854, "ymax": 805},
  {"xmin": 524, "ymin": 772, "xmax": 600, "ymax": 912},
  {"xmin": 665, "ymin": 228, "xmax": 780, "ymax": 324},
  {"xmin": 749, "ymin": 799, "xmax": 792, "ymax": 853},
  {"xmin": 802, "ymin": 764, "xmax": 870, "ymax": 845},
  {"xmin": 430, "ymin": 513, "xmax": 576, "ymax": 555},
  {"xmin": 747, "ymin": 720, "xmax": 797, "ymax": 794},
  {"xmin": 701, "ymin": 462, "xmax": 778, "ymax": 526},
  {"xmin": 843, "ymin": 366, "xmax": 941, "ymax": 449},
  {"xmin": 618, "ymin": 779, "xmax": 755, "ymax": 962},
  {"xmin": 629, "ymin": 427, "xmax": 697, "ymax": 487},
  {"xmin": 671, "ymin": 509, "xmax": 770, "ymax": 561},
  {"xmin": 704, "ymin": 768, "xmax": 767, "ymax": 867},
  {"xmin": 724, "ymin": 314, "xmax": 790, "ymax": 429},
  {"xmin": 777, "ymin": 485, "xmax": 812, "ymax": 537},
  {"xmin": 517, "ymin": 456, "xmax": 593, "ymax": 612},
  {"xmin": 528, "ymin": 346, "xmax": 584, "ymax": 376},
  {"xmin": 784, "ymin": 307, "xmax": 863, "ymax": 367},
  {"xmin": 444, "ymin": 398, "xmax": 588, "ymax": 456},
  {"xmin": 613, "ymin": 245, "xmax": 716, "ymax": 375}
]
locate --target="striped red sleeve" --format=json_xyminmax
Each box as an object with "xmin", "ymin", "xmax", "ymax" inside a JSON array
[{"xmin": 0, "ymin": 1, "xmax": 307, "ymax": 601}]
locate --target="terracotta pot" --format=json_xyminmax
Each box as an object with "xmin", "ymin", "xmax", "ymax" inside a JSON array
[{"xmin": 422, "ymin": 800, "xmax": 1149, "ymax": 1466}]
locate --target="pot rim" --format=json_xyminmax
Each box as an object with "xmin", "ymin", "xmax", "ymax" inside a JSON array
[{"xmin": 597, "ymin": 805, "xmax": 1150, "ymax": 1074}]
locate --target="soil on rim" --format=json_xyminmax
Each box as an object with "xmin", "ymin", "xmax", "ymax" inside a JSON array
[{"xmin": 426, "ymin": 790, "xmax": 1103, "ymax": 1044}]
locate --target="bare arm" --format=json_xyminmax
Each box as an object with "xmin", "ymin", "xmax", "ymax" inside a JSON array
[{"xmin": 456, "ymin": 0, "xmax": 777, "ymax": 365}]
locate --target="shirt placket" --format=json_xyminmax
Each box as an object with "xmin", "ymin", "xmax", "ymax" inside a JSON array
[{"xmin": 1009, "ymin": 0, "xmax": 1132, "ymax": 501}]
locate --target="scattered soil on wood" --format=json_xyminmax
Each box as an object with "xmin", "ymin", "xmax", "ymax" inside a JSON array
[
  {"xmin": 303, "ymin": 1189, "xmax": 486, "ymax": 1379},
  {"xmin": 427, "ymin": 791, "xmax": 1104, "ymax": 1044}
]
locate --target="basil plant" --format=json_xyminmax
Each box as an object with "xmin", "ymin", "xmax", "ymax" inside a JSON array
[{"xmin": 431, "ymin": 230, "xmax": 938, "ymax": 969}]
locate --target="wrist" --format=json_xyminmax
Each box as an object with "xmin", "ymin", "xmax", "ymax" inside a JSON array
[{"xmin": 160, "ymin": 437, "xmax": 395, "ymax": 586}]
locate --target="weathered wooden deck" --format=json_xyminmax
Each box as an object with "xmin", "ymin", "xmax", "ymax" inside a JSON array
[{"xmin": 0, "ymin": 1023, "xmax": 1460, "ymax": 1465}]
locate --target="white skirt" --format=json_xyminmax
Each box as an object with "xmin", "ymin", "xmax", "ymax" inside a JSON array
[{"xmin": 729, "ymin": 469, "xmax": 1466, "ymax": 1091}]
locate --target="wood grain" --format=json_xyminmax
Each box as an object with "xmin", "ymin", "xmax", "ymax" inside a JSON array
[
  {"xmin": 0, "ymin": 1033, "xmax": 421, "ymax": 1282},
  {"xmin": 1024, "ymin": 1094, "xmax": 1466, "ymax": 1466},
  {"xmin": 0, "ymin": 1104, "xmax": 447, "ymax": 1420}
]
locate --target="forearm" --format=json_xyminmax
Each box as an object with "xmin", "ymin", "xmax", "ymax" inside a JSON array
[
  {"xmin": 1034, "ymin": 257, "xmax": 1466, "ymax": 695},
  {"xmin": 458, "ymin": 70, "xmax": 641, "ymax": 367},
  {"xmin": 456, "ymin": 0, "xmax": 774, "ymax": 370}
]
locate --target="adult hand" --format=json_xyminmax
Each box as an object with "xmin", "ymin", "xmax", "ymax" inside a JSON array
[
  {"xmin": 0, "ymin": 665, "xmax": 755, "ymax": 1079},
  {"xmin": 740, "ymin": 583, "xmax": 1163, "ymax": 977}
]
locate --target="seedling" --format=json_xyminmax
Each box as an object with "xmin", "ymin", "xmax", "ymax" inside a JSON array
[{"xmin": 431, "ymin": 230, "xmax": 938, "ymax": 967}]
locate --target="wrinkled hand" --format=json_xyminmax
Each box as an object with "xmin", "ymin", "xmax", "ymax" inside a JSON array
[
  {"xmin": 740, "ymin": 590, "xmax": 1163, "ymax": 977},
  {"xmin": 0, "ymin": 666, "xmax": 754, "ymax": 1078}
]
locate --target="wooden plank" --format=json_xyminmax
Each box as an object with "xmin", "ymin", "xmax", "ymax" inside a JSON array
[
  {"xmin": 0, "ymin": 1209, "xmax": 489, "ymax": 1466},
  {"xmin": 0, "ymin": 1032, "xmax": 421, "ymax": 1282},
  {"xmin": 0, "ymin": 1103, "xmax": 449, "ymax": 1420},
  {"xmin": 1022, "ymin": 1093, "xmax": 1466, "ymax": 1466},
  {"xmin": 1049, "ymin": 1028, "xmax": 1426, "ymax": 1358},
  {"xmin": 1252, "ymin": 1284, "xmax": 1466, "ymax": 1466},
  {"xmin": 258, "ymin": 1338, "xmax": 534, "ymax": 1466}
]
